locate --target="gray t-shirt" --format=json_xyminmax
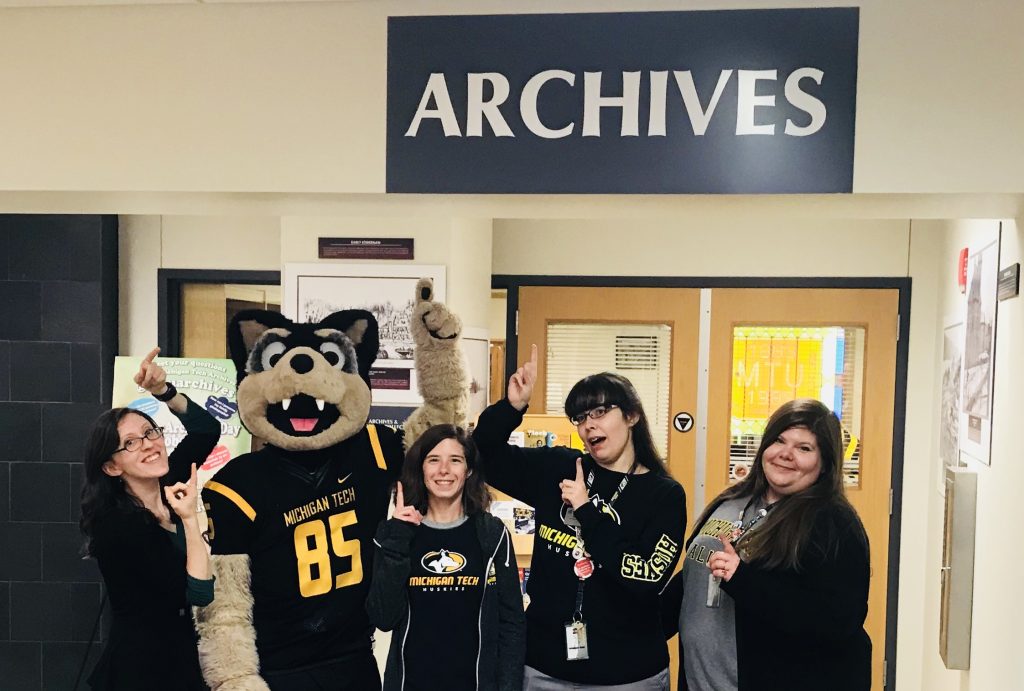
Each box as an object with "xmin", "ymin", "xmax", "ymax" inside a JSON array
[{"xmin": 678, "ymin": 496, "xmax": 764, "ymax": 691}]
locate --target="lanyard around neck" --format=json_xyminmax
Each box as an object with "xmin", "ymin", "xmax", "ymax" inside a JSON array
[
  {"xmin": 585, "ymin": 457, "xmax": 639, "ymax": 510},
  {"xmin": 732, "ymin": 495, "xmax": 777, "ymax": 545}
]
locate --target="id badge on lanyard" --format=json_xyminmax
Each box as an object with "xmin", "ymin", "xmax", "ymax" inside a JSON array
[{"xmin": 564, "ymin": 620, "xmax": 590, "ymax": 661}]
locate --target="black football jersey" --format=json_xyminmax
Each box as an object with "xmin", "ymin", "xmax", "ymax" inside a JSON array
[{"xmin": 203, "ymin": 424, "xmax": 403, "ymax": 672}]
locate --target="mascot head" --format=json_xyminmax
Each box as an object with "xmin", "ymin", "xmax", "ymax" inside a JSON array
[{"xmin": 227, "ymin": 309, "xmax": 379, "ymax": 451}]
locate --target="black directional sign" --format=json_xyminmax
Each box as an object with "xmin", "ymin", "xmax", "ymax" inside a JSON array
[{"xmin": 673, "ymin": 412, "xmax": 694, "ymax": 433}]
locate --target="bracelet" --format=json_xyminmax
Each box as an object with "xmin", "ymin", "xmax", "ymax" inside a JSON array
[{"xmin": 152, "ymin": 382, "xmax": 178, "ymax": 402}]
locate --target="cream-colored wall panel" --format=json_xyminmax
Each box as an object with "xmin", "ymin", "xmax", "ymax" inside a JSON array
[
  {"xmin": 160, "ymin": 216, "xmax": 281, "ymax": 269},
  {"xmin": 118, "ymin": 215, "xmax": 161, "ymax": 356},
  {"xmin": 0, "ymin": 2, "xmax": 386, "ymax": 193},
  {"xmin": 898, "ymin": 219, "xmax": 945, "ymax": 691},
  {"xmin": 904, "ymin": 218, "xmax": 1023, "ymax": 691},
  {"xmin": 493, "ymin": 218, "xmax": 911, "ymax": 276}
]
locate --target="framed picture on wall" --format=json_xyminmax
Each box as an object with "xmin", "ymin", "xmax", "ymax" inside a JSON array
[
  {"xmin": 959, "ymin": 231, "xmax": 1000, "ymax": 466},
  {"xmin": 283, "ymin": 262, "xmax": 447, "ymax": 406}
]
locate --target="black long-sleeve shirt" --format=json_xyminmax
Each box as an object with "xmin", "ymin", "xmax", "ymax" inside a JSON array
[
  {"xmin": 661, "ymin": 500, "xmax": 871, "ymax": 691},
  {"xmin": 473, "ymin": 399, "xmax": 687, "ymax": 685}
]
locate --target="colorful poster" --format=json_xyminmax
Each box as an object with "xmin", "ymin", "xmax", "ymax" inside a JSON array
[{"xmin": 112, "ymin": 356, "xmax": 251, "ymax": 486}]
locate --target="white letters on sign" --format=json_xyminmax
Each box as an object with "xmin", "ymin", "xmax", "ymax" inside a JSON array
[{"xmin": 405, "ymin": 68, "xmax": 827, "ymax": 138}]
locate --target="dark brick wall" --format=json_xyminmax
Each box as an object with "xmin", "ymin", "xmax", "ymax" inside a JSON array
[{"xmin": 0, "ymin": 216, "xmax": 117, "ymax": 690}]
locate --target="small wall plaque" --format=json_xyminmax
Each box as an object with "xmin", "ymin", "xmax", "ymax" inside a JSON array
[
  {"xmin": 319, "ymin": 237, "xmax": 414, "ymax": 260},
  {"xmin": 997, "ymin": 263, "xmax": 1020, "ymax": 301}
]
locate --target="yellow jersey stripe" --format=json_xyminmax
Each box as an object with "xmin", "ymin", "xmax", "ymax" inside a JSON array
[
  {"xmin": 368, "ymin": 424, "xmax": 387, "ymax": 470},
  {"xmin": 205, "ymin": 480, "xmax": 257, "ymax": 521}
]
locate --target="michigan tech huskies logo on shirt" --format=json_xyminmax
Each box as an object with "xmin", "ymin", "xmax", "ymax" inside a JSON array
[{"xmin": 421, "ymin": 549, "xmax": 467, "ymax": 574}]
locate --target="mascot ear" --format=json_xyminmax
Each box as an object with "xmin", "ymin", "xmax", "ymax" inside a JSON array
[
  {"xmin": 227, "ymin": 310, "xmax": 295, "ymax": 384},
  {"xmin": 317, "ymin": 309, "xmax": 380, "ymax": 388}
]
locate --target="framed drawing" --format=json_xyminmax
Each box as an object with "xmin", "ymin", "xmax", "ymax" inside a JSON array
[
  {"xmin": 283, "ymin": 262, "xmax": 447, "ymax": 406},
  {"xmin": 959, "ymin": 234, "xmax": 1000, "ymax": 466}
]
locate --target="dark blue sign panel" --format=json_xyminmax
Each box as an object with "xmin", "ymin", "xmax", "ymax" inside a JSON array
[{"xmin": 387, "ymin": 8, "xmax": 858, "ymax": 194}]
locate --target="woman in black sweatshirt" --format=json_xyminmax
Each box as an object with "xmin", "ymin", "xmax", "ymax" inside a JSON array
[
  {"xmin": 368, "ymin": 424, "xmax": 526, "ymax": 690},
  {"xmin": 81, "ymin": 348, "xmax": 220, "ymax": 690},
  {"xmin": 473, "ymin": 346, "xmax": 687, "ymax": 689},
  {"xmin": 661, "ymin": 398, "xmax": 871, "ymax": 691}
]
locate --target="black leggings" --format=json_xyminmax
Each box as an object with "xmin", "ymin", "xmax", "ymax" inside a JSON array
[{"xmin": 263, "ymin": 650, "xmax": 381, "ymax": 691}]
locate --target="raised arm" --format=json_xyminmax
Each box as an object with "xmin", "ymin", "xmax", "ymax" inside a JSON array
[
  {"xmin": 472, "ymin": 345, "xmax": 561, "ymax": 505},
  {"xmin": 135, "ymin": 347, "xmax": 221, "ymax": 484}
]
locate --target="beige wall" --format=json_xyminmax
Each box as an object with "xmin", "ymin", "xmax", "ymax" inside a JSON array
[
  {"xmin": 906, "ymin": 218, "xmax": 1024, "ymax": 691},
  {"xmin": 493, "ymin": 217, "xmax": 911, "ymax": 276},
  {"xmin": 0, "ymin": 0, "xmax": 1023, "ymax": 196}
]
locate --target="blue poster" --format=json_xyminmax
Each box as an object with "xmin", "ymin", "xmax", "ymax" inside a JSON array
[{"xmin": 387, "ymin": 8, "xmax": 858, "ymax": 194}]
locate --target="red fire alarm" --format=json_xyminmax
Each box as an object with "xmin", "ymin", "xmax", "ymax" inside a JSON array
[{"xmin": 957, "ymin": 248, "xmax": 969, "ymax": 293}]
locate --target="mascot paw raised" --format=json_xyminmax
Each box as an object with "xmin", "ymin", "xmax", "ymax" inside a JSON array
[{"xmin": 402, "ymin": 277, "xmax": 469, "ymax": 448}]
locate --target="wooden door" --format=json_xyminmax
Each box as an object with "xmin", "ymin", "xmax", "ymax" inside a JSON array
[
  {"xmin": 518, "ymin": 286, "xmax": 701, "ymax": 492},
  {"xmin": 518, "ymin": 286, "xmax": 701, "ymax": 687},
  {"xmin": 706, "ymin": 288, "xmax": 898, "ymax": 690}
]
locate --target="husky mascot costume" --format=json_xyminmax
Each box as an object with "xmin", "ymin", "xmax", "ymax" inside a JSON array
[{"xmin": 196, "ymin": 278, "xmax": 468, "ymax": 690}]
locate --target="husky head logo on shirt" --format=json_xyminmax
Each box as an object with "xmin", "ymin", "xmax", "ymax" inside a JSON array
[
  {"xmin": 227, "ymin": 309, "xmax": 380, "ymax": 451},
  {"xmin": 422, "ymin": 549, "xmax": 467, "ymax": 574},
  {"xmin": 560, "ymin": 495, "xmax": 621, "ymax": 527}
]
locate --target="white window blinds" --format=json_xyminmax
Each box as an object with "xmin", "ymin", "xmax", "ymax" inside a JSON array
[{"xmin": 545, "ymin": 323, "xmax": 672, "ymax": 458}]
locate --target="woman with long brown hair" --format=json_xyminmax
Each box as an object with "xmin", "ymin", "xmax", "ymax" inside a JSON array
[
  {"xmin": 81, "ymin": 349, "xmax": 221, "ymax": 690},
  {"xmin": 663, "ymin": 398, "xmax": 871, "ymax": 691},
  {"xmin": 367, "ymin": 424, "xmax": 526, "ymax": 690}
]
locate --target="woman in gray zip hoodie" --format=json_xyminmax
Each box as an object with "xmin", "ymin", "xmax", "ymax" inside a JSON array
[{"xmin": 368, "ymin": 424, "xmax": 526, "ymax": 691}]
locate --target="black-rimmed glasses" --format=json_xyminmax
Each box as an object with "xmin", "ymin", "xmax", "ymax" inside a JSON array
[
  {"xmin": 114, "ymin": 426, "xmax": 165, "ymax": 454},
  {"xmin": 568, "ymin": 404, "xmax": 620, "ymax": 426}
]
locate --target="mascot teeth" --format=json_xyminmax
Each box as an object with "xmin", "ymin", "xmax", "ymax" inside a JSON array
[
  {"xmin": 315, "ymin": 399, "xmax": 325, "ymax": 411},
  {"xmin": 281, "ymin": 397, "xmax": 291, "ymax": 411}
]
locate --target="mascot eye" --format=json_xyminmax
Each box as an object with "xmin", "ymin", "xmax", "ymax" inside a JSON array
[
  {"xmin": 261, "ymin": 342, "xmax": 287, "ymax": 371},
  {"xmin": 319, "ymin": 342, "xmax": 346, "ymax": 369}
]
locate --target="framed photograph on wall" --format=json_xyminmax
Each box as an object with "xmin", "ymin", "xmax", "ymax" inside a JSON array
[
  {"xmin": 283, "ymin": 262, "xmax": 447, "ymax": 406},
  {"xmin": 959, "ymin": 234, "xmax": 1000, "ymax": 466}
]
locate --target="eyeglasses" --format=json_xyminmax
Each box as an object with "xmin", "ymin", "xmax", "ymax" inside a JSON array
[
  {"xmin": 114, "ymin": 427, "xmax": 165, "ymax": 454},
  {"xmin": 568, "ymin": 405, "xmax": 620, "ymax": 426}
]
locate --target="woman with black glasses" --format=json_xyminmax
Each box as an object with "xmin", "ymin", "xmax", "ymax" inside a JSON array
[
  {"xmin": 473, "ymin": 346, "xmax": 687, "ymax": 690},
  {"xmin": 81, "ymin": 348, "xmax": 221, "ymax": 691}
]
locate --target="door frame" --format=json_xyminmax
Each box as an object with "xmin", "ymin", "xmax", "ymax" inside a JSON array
[
  {"xmin": 157, "ymin": 268, "xmax": 281, "ymax": 357},
  {"xmin": 494, "ymin": 274, "xmax": 911, "ymax": 691}
]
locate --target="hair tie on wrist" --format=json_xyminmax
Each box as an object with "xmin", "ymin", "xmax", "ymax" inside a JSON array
[{"xmin": 153, "ymin": 382, "xmax": 178, "ymax": 402}]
